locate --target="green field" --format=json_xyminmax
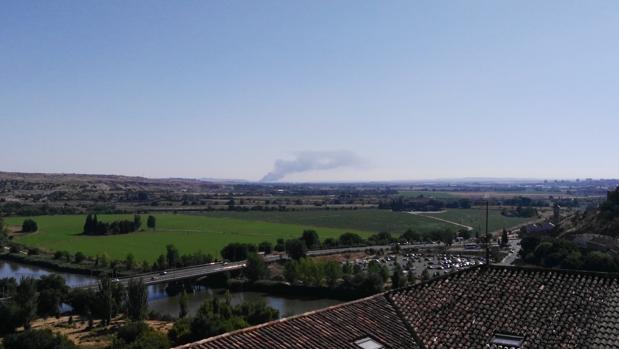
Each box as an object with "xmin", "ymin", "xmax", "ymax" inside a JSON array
[
  {"xmin": 422, "ymin": 208, "xmax": 538, "ymax": 232},
  {"xmin": 5, "ymin": 214, "xmax": 374, "ymax": 263},
  {"xmin": 200, "ymin": 209, "xmax": 455, "ymax": 235},
  {"xmin": 5, "ymin": 209, "xmax": 536, "ymax": 263}
]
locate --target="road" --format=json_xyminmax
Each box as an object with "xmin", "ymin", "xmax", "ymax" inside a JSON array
[
  {"xmin": 408, "ymin": 211, "xmax": 474, "ymax": 231},
  {"xmin": 80, "ymin": 260, "xmax": 249, "ymax": 288},
  {"xmin": 77, "ymin": 243, "xmax": 445, "ymax": 288},
  {"xmin": 497, "ymin": 239, "xmax": 521, "ymax": 266}
]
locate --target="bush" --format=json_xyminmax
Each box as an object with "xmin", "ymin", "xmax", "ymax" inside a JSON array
[
  {"xmin": 21, "ymin": 219, "xmax": 38, "ymax": 233},
  {"xmin": 74, "ymin": 252, "xmax": 86, "ymax": 264},
  {"xmin": 3, "ymin": 329, "xmax": 77, "ymax": 349},
  {"xmin": 168, "ymin": 318, "xmax": 192, "ymax": 346},
  {"xmin": 111, "ymin": 321, "xmax": 169, "ymax": 349}
]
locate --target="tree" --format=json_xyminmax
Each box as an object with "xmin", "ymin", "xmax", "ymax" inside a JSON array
[
  {"xmin": 14, "ymin": 277, "xmax": 38, "ymax": 329},
  {"xmin": 3, "ymin": 329, "xmax": 77, "ymax": 349},
  {"xmin": 274, "ymin": 238, "xmax": 285, "ymax": 252},
  {"xmin": 283, "ymin": 260, "xmax": 299, "ymax": 283},
  {"xmin": 83, "ymin": 214, "xmax": 93, "ymax": 234},
  {"xmin": 391, "ymin": 264, "xmax": 407, "ymax": 289},
  {"xmin": 36, "ymin": 274, "xmax": 68, "ymax": 318},
  {"xmin": 584, "ymin": 251, "xmax": 616, "ymax": 272},
  {"xmin": 178, "ymin": 290, "xmax": 188, "ymax": 319},
  {"xmin": 127, "ymin": 278, "xmax": 148, "ymax": 321},
  {"xmin": 166, "ymin": 244, "xmax": 180, "ymax": 268},
  {"xmin": 258, "ymin": 241, "xmax": 273, "ymax": 254},
  {"xmin": 190, "ymin": 297, "xmax": 248, "ymax": 341},
  {"xmin": 67, "ymin": 288, "xmax": 96, "ymax": 320},
  {"xmin": 501, "ymin": 228, "xmax": 509, "ymax": 247},
  {"xmin": 74, "ymin": 251, "xmax": 86, "ymax": 264},
  {"xmin": 368, "ymin": 260, "xmax": 389, "ymax": 283},
  {"xmin": 245, "ymin": 253, "xmax": 269, "ymax": 282},
  {"xmin": 147, "ymin": 215, "xmax": 156, "ymax": 230},
  {"xmin": 96, "ymin": 276, "xmax": 125, "ymax": 326},
  {"xmin": 111, "ymin": 321, "xmax": 169, "ymax": 349},
  {"xmin": 285, "ymin": 239, "xmax": 307, "ymax": 260},
  {"xmin": 125, "ymin": 253, "xmax": 136, "ymax": 270},
  {"xmin": 401, "ymin": 229, "xmax": 421, "ymax": 243},
  {"xmin": 301, "ymin": 230, "xmax": 320, "ymax": 250},
  {"xmin": 154, "ymin": 254, "xmax": 167, "ymax": 271},
  {"xmin": 21, "ymin": 219, "xmax": 38, "ymax": 233},
  {"xmin": 323, "ymin": 261, "xmax": 342, "ymax": 288},
  {"xmin": 0, "ymin": 217, "xmax": 8, "ymax": 245},
  {"xmin": 220, "ymin": 243, "xmax": 257, "ymax": 262},
  {"xmin": 133, "ymin": 214, "xmax": 142, "ymax": 231},
  {"xmin": 368, "ymin": 232, "xmax": 395, "ymax": 245},
  {"xmin": 232, "ymin": 299, "xmax": 279, "ymax": 326},
  {"xmin": 0, "ymin": 302, "xmax": 20, "ymax": 336},
  {"xmin": 338, "ymin": 232, "xmax": 365, "ymax": 246},
  {"xmin": 168, "ymin": 318, "xmax": 192, "ymax": 346}
]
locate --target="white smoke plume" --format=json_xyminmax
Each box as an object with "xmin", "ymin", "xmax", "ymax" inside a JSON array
[{"xmin": 260, "ymin": 150, "xmax": 363, "ymax": 182}]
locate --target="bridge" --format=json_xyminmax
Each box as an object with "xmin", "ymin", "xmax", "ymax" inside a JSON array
[{"xmin": 76, "ymin": 243, "xmax": 444, "ymax": 288}]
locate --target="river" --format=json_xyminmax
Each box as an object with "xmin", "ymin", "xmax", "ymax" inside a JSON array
[{"xmin": 0, "ymin": 260, "xmax": 341, "ymax": 318}]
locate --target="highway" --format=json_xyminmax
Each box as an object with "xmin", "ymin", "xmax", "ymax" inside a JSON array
[{"xmin": 80, "ymin": 260, "xmax": 248, "ymax": 288}]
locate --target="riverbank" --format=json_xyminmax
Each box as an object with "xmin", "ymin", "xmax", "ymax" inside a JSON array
[{"xmin": 0, "ymin": 252, "xmax": 109, "ymax": 277}]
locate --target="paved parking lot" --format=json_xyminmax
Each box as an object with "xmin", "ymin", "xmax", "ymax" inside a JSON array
[{"xmin": 348, "ymin": 252, "xmax": 488, "ymax": 279}]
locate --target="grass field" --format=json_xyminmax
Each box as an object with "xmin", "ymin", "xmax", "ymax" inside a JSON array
[
  {"xmin": 5, "ymin": 209, "xmax": 537, "ymax": 263},
  {"xmin": 421, "ymin": 208, "xmax": 539, "ymax": 232},
  {"xmin": 201, "ymin": 209, "xmax": 454, "ymax": 234},
  {"xmin": 5, "ymin": 214, "xmax": 374, "ymax": 263}
]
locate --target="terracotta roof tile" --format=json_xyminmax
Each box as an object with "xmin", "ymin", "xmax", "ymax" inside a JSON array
[
  {"xmin": 177, "ymin": 265, "xmax": 619, "ymax": 349},
  {"xmin": 175, "ymin": 295, "xmax": 419, "ymax": 349}
]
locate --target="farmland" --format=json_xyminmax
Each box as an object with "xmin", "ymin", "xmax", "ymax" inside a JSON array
[
  {"xmin": 5, "ymin": 214, "xmax": 374, "ymax": 263},
  {"xmin": 201, "ymin": 209, "xmax": 454, "ymax": 235},
  {"xmin": 4, "ymin": 208, "xmax": 542, "ymax": 263},
  {"xmin": 421, "ymin": 208, "xmax": 541, "ymax": 232}
]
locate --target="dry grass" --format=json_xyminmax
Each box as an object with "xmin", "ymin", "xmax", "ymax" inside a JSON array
[{"xmin": 26, "ymin": 315, "xmax": 173, "ymax": 348}]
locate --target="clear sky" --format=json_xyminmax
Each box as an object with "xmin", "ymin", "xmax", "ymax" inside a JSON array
[{"xmin": 1, "ymin": 1, "xmax": 618, "ymax": 182}]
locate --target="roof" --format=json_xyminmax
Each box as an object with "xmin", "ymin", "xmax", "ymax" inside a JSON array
[
  {"xmin": 176, "ymin": 294, "xmax": 420, "ymax": 349},
  {"xmin": 176, "ymin": 265, "xmax": 619, "ymax": 349},
  {"xmin": 390, "ymin": 265, "xmax": 617, "ymax": 348}
]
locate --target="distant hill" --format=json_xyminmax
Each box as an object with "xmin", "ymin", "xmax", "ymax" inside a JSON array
[{"xmin": 563, "ymin": 187, "xmax": 619, "ymax": 238}]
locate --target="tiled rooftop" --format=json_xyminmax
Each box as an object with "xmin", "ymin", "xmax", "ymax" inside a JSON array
[
  {"xmin": 176, "ymin": 294, "xmax": 419, "ymax": 349},
  {"xmin": 176, "ymin": 266, "xmax": 619, "ymax": 349}
]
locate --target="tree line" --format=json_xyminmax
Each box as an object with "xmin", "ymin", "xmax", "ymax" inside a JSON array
[
  {"xmin": 520, "ymin": 235, "xmax": 619, "ymax": 272},
  {"xmin": 82, "ymin": 214, "xmax": 156, "ymax": 236}
]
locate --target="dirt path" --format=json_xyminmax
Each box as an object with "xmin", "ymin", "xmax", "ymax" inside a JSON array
[{"xmin": 408, "ymin": 211, "xmax": 474, "ymax": 231}]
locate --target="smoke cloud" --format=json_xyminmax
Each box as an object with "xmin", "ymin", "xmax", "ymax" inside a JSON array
[{"xmin": 260, "ymin": 150, "xmax": 363, "ymax": 182}]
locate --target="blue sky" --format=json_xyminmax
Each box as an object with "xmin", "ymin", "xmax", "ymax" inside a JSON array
[{"xmin": 1, "ymin": 1, "xmax": 618, "ymax": 181}]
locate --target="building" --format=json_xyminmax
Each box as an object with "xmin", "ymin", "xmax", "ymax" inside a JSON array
[
  {"xmin": 176, "ymin": 265, "xmax": 619, "ymax": 349},
  {"xmin": 520, "ymin": 222, "xmax": 556, "ymax": 235}
]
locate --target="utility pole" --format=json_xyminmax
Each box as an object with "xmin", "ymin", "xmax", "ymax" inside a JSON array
[{"xmin": 485, "ymin": 201, "xmax": 490, "ymax": 265}]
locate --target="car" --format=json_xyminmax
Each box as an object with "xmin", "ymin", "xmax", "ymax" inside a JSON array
[
  {"xmin": 113, "ymin": 278, "xmax": 120, "ymax": 282},
  {"xmin": 160, "ymin": 271, "xmax": 168, "ymax": 275}
]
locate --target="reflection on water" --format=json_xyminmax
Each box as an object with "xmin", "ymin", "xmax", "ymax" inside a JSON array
[
  {"xmin": 0, "ymin": 260, "xmax": 97, "ymax": 287},
  {"xmin": 1, "ymin": 260, "xmax": 342, "ymax": 318},
  {"xmin": 148, "ymin": 285, "xmax": 342, "ymax": 319}
]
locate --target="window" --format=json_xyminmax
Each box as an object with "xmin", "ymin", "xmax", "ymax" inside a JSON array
[
  {"xmin": 354, "ymin": 337, "xmax": 385, "ymax": 349},
  {"xmin": 490, "ymin": 333, "xmax": 525, "ymax": 348}
]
